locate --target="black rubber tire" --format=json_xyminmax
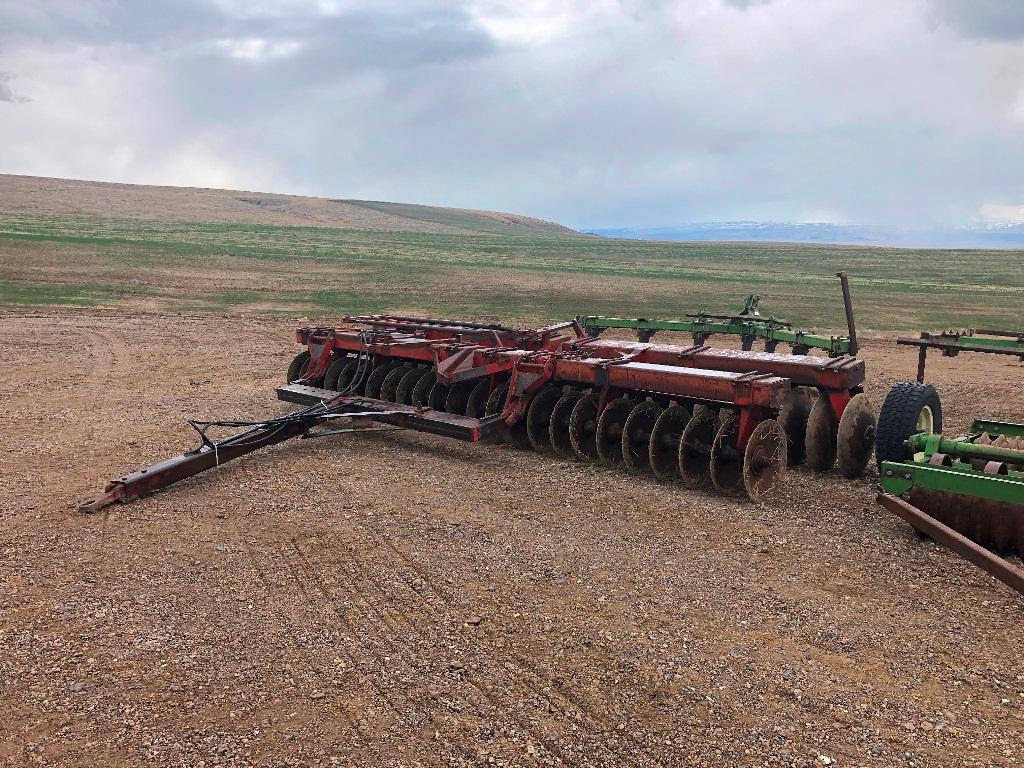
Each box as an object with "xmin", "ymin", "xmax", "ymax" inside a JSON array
[
  {"xmin": 323, "ymin": 355, "xmax": 350, "ymax": 391},
  {"xmin": 875, "ymin": 382, "xmax": 943, "ymax": 468},
  {"xmin": 287, "ymin": 350, "xmax": 311, "ymax": 383}
]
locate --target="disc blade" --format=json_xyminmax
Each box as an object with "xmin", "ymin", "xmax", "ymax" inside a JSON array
[
  {"xmin": 427, "ymin": 382, "xmax": 449, "ymax": 411},
  {"xmin": 396, "ymin": 367, "xmax": 427, "ymax": 405},
  {"xmin": 527, "ymin": 386, "xmax": 563, "ymax": 452},
  {"xmin": 323, "ymin": 354, "xmax": 350, "ymax": 391},
  {"xmin": 678, "ymin": 407, "xmax": 717, "ymax": 488},
  {"xmin": 649, "ymin": 403, "xmax": 692, "ymax": 481},
  {"xmin": 569, "ymin": 392, "xmax": 600, "ymax": 461},
  {"xmin": 484, "ymin": 381, "xmax": 509, "ymax": 416},
  {"xmin": 778, "ymin": 387, "xmax": 814, "ymax": 465},
  {"xmin": 444, "ymin": 381, "xmax": 474, "ymax": 414},
  {"xmin": 380, "ymin": 364, "xmax": 411, "ymax": 402},
  {"xmin": 710, "ymin": 414, "xmax": 745, "ymax": 497},
  {"xmin": 836, "ymin": 393, "xmax": 876, "ymax": 478},
  {"xmin": 411, "ymin": 370, "xmax": 436, "ymax": 407},
  {"xmin": 596, "ymin": 396, "xmax": 635, "ymax": 466},
  {"xmin": 622, "ymin": 400, "xmax": 663, "ymax": 474},
  {"xmin": 549, "ymin": 392, "xmax": 582, "ymax": 457},
  {"xmin": 805, "ymin": 397, "xmax": 838, "ymax": 472},
  {"xmin": 743, "ymin": 419, "xmax": 788, "ymax": 502},
  {"xmin": 366, "ymin": 361, "xmax": 401, "ymax": 399},
  {"xmin": 465, "ymin": 379, "xmax": 491, "ymax": 418}
]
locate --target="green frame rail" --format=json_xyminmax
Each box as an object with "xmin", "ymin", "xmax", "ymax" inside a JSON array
[
  {"xmin": 578, "ymin": 273, "xmax": 858, "ymax": 357},
  {"xmin": 898, "ymin": 329, "xmax": 1024, "ymax": 383},
  {"xmin": 879, "ymin": 420, "xmax": 1024, "ymax": 505},
  {"xmin": 577, "ymin": 312, "xmax": 852, "ymax": 356}
]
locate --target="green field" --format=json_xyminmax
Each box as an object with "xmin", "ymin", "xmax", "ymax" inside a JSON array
[{"xmin": 1, "ymin": 211, "xmax": 1022, "ymax": 330}]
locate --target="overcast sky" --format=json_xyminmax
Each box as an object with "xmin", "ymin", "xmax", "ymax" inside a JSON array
[{"xmin": 1, "ymin": 0, "xmax": 1023, "ymax": 228}]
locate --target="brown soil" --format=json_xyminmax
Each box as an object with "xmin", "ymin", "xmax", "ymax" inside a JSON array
[{"xmin": 2, "ymin": 308, "xmax": 1023, "ymax": 767}]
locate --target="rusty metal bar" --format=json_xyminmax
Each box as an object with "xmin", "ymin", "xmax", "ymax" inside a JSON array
[
  {"xmin": 80, "ymin": 417, "xmax": 316, "ymax": 513},
  {"xmin": 877, "ymin": 492, "xmax": 1024, "ymax": 597},
  {"xmin": 570, "ymin": 339, "xmax": 865, "ymax": 391},
  {"xmin": 81, "ymin": 392, "xmax": 504, "ymax": 513},
  {"xmin": 277, "ymin": 386, "xmax": 505, "ymax": 440},
  {"xmin": 345, "ymin": 314, "xmax": 516, "ymax": 332},
  {"xmin": 549, "ymin": 358, "xmax": 789, "ymax": 408},
  {"xmin": 836, "ymin": 271, "xmax": 859, "ymax": 356}
]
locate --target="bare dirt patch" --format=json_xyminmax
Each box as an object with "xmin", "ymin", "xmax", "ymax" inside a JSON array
[{"xmin": 2, "ymin": 308, "xmax": 1023, "ymax": 767}]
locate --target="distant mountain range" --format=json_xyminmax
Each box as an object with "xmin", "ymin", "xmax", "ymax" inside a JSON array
[{"xmin": 585, "ymin": 222, "xmax": 1024, "ymax": 249}]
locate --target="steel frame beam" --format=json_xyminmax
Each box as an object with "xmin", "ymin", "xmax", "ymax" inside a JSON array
[
  {"xmin": 80, "ymin": 392, "xmax": 504, "ymax": 513},
  {"xmin": 898, "ymin": 330, "xmax": 1024, "ymax": 383},
  {"xmin": 578, "ymin": 315, "xmax": 852, "ymax": 356},
  {"xmin": 877, "ymin": 492, "xmax": 1024, "ymax": 597}
]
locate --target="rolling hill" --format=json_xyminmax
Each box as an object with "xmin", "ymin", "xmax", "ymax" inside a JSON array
[{"xmin": 0, "ymin": 174, "xmax": 578, "ymax": 237}]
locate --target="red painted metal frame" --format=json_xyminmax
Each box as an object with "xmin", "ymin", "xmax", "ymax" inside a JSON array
[
  {"xmin": 568, "ymin": 339, "xmax": 863, "ymax": 418},
  {"xmin": 295, "ymin": 317, "xmax": 578, "ymax": 383},
  {"xmin": 294, "ymin": 315, "xmax": 863, "ymax": 424},
  {"xmin": 80, "ymin": 390, "xmax": 504, "ymax": 512},
  {"xmin": 433, "ymin": 344, "xmax": 790, "ymax": 449}
]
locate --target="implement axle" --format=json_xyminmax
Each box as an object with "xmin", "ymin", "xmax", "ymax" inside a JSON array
[{"xmin": 906, "ymin": 432, "xmax": 1024, "ymax": 466}]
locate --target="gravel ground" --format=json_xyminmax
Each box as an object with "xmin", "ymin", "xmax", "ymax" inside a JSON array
[{"xmin": 2, "ymin": 308, "xmax": 1024, "ymax": 767}]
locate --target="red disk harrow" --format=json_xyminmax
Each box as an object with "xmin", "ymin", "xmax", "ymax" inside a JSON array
[
  {"xmin": 287, "ymin": 314, "xmax": 874, "ymax": 482},
  {"xmin": 80, "ymin": 310, "xmax": 875, "ymax": 513}
]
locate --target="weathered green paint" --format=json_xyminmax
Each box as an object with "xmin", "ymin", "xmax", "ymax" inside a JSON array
[
  {"xmin": 880, "ymin": 460, "xmax": 1024, "ymax": 505},
  {"xmin": 926, "ymin": 330, "xmax": 1024, "ymax": 356},
  {"xmin": 577, "ymin": 314, "xmax": 852, "ymax": 355},
  {"xmin": 905, "ymin": 431, "xmax": 1024, "ymax": 465},
  {"xmin": 971, "ymin": 419, "xmax": 1024, "ymax": 440}
]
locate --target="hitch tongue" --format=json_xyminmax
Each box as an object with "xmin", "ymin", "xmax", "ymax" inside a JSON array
[{"xmin": 79, "ymin": 482, "xmax": 128, "ymax": 514}]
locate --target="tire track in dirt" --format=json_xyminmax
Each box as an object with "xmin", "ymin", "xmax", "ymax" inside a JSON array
[
  {"xmin": 83, "ymin": 326, "xmax": 132, "ymax": 384},
  {"xmin": 240, "ymin": 536, "xmax": 370, "ymax": 748},
  {"xmin": 276, "ymin": 538, "xmax": 456, "ymax": 762},
  {"xmin": 288, "ymin": 537, "xmax": 486, "ymax": 763},
  {"xmin": 289, "ymin": 537, "xmax": 523, "ymax": 764},
  {"xmin": 300, "ymin": 530, "xmax": 662, "ymax": 767},
  {"xmin": 358, "ymin": 532, "xmax": 655, "ymax": 745}
]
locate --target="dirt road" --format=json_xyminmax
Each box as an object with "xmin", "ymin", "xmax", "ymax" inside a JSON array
[{"xmin": 2, "ymin": 309, "xmax": 1023, "ymax": 767}]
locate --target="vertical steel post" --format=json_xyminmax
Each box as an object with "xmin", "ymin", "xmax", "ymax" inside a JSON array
[
  {"xmin": 836, "ymin": 271, "xmax": 859, "ymax": 356},
  {"xmin": 916, "ymin": 345, "xmax": 928, "ymax": 383}
]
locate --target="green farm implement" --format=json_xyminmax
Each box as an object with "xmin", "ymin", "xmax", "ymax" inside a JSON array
[
  {"xmin": 577, "ymin": 272, "xmax": 858, "ymax": 357},
  {"xmin": 898, "ymin": 328, "xmax": 1024, "ymax": 383},
  {"xmin": 877, "ymin": 331, "xmax": 1024, "ymax": 597}
]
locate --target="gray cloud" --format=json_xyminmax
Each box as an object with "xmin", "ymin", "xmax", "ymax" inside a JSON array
[
  {"xmin": 929, "ymin": 0, "xmax": 1024, "ymax": 41},
  {"xmin": 1, "ymin": 0, "xmax": 1024, "ymax": 228}
]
